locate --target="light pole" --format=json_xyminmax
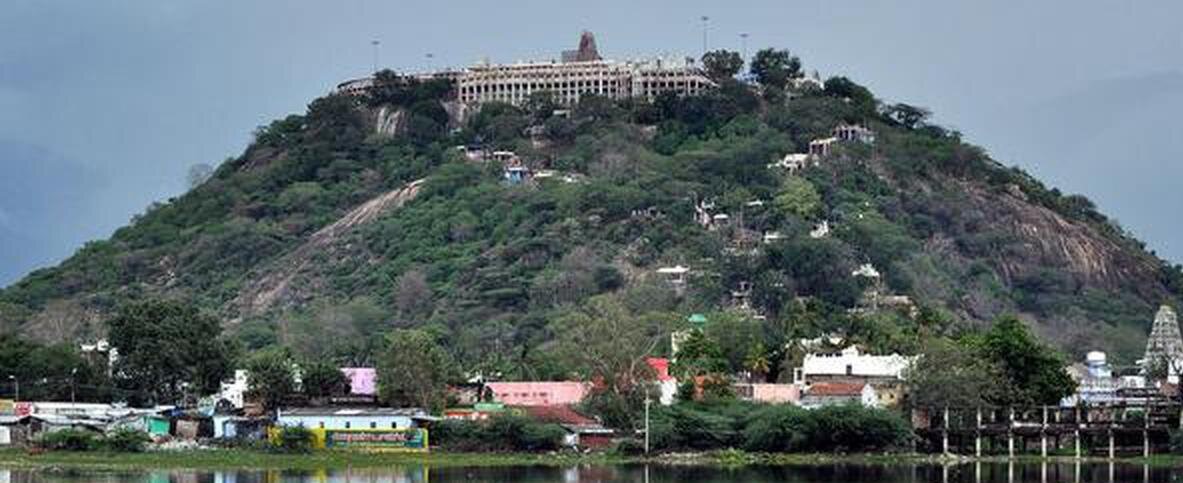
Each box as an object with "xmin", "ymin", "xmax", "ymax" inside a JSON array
[
  {"xmin": 740, "ymin": 33, "xmax": 749, "ymax": 61},
  {"xmin": 700, "ymin": 16, "xmax": 710, "ymax": 56},
  {"xmin": 370, "ymin": 40, "xmax": 381, "ymax": 75},
  {"xmin": 7, "ymin": 375, "xmax": 17, "ymax": 402},
  {"xmin": 643, "ymin": 395, "xmax": 651, "ymax": 454}
]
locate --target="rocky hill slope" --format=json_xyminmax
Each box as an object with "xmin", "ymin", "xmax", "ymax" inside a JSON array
[{"xmin": 2, "ymin": 73, "xmax": 1180, "ymax": 369}]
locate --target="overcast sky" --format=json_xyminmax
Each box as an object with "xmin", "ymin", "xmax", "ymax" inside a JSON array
[{"xmin": 1, "ymin": 1, "xmax": 1181, "ymax": 285}]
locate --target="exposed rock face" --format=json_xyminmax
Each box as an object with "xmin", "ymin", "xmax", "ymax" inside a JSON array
[
  {"xmin": 374, "ymin": 106, "xmax": 408, "ymax": 138},
  {"xmin": 231, "ymin": 179, "xmax": 424, "ymax": 319}
]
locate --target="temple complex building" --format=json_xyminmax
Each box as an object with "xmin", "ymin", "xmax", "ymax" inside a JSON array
[{"xmin": 338, "ymin": 31, "xmax": 715, "ymax": 108}]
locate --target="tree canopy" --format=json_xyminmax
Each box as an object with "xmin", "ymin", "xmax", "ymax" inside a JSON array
[
  {"xmin": 377, "ymin": 329, "xmax": 458, "ymax": 411},
  {"xmin": 702, "ymin": 50, "xmax": 744, "ymax": 82},
  {"xmin": 106, "ymin": 299, "xmax": 232, "ymax": 405}
]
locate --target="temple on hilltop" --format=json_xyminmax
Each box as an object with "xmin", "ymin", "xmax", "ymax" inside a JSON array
[
  {"xmin": 336, "ymin": 31, "xmax": 715, "ymax": 107},
  {"xmin": 1143, "ymin": 305, "xmax": 1183, "ymax": 380},
  {"xmin": 561, "ymin": 31, "xmax": 602, "ymax": 62}
]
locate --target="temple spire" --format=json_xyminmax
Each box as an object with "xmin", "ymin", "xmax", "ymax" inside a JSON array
[{"xmin": 1143, "ymin": 305, "xmax": 1183, "ymax": 376}]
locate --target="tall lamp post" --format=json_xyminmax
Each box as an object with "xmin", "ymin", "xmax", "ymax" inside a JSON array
[
  {"xmin": 700, "ymin": 16, "xmax": 710, "ymax": 56},
  {"xmin": 7, "ymin": 375, "xmax": 17, "ymax": 402},
  {"xmin": 370, "ymin": 39, "xmax": 381, "ymax": 75},
  {"xmin": 644, "ymin": 395, "xmax": 652, "ymax": 454}
]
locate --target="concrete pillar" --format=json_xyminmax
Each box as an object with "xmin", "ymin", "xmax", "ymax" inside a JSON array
[
  {"xmin": 943, "ymin": 407, "xmax": 950, "ymax": 455},
  {"xmin": 976, "ymin": 408, "xmax": 983, "ymax": 457},
  {"xmin": 1008, "ymin": 407, "xmax": 1016, "ymax": 457},
  {"xmin": 1041, "ymin": 406, "xmax": 1049, "ymax": 458}
]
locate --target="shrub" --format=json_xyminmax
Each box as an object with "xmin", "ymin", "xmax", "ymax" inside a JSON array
[
  {"xmin": 273, "ymin": 426, "xmax": 315, "ymax": 453},
  {"xmin": 36, "ymin": 429, "xmax": 99, "ymax": 451},
  {"xmin": 432, "ymin": 415, "xmax": 566, "ymax": 452},
  {"xmin": 1171, "ymin": 430, "xmax": 1183, "ymax": 455},
  {"xmin": 101, "ymin": 428, "xmax": 152, "ymax": 453},
  {"xmin": 742, "ymin": 404, "xmax": 812, "ymax": 452},
  {"xmin": 648, "ymin": 401, "xmax": 914, "ymax": 453},
  {"xmin": 614, "ymin": 438, "xmax": 646, "ymax": 455},
  {"xmin": 806, "ymin": 404, "xmax": 913, "ymax": 452}
]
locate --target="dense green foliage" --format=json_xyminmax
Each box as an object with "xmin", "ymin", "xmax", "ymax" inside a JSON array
[
  {"xmin": 107, "ymin": 300, "xmax": 232, "ymax": 405},
  {"xmin": 648, "ymin": 401, "xmax": 913, "ymax": 452},
  {"xmin": 0, "ymin": 334, "xmax": 109, "ymax": 401},
  {"xmin": 245, "ymin": 348, "xmax": 297, "ymax": 410},
  {"xmin": 377, "ymin": 329, "xmax": 458, "ymax": 411},
  {"xmin": 907, "ymin": 315, "xmax": 1077, "ymax": 408},
  {"xmin": 431, "ymin": 414, "xmax": 566, "ymax": 452},
  {"xmin": 272, "ymin": 426, "xmax": 315, "ymax": 453},
  {"xmin": 35, "ymin": 428, "xmax": 152, "ymax": 453}
]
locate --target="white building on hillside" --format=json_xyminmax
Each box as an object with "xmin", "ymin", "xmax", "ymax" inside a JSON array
[{"xmin": 792, "ymin": 346, "xmax": 914, "ymax": 385}]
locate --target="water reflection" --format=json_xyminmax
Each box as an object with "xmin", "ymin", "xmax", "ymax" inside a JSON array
[{"xmin": 0, "ymin": 461, "xmax": 1176, "ymax": 482}]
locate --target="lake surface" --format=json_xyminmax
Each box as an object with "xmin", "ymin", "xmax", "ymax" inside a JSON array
[{"xmin": 2, "ymin": 461, "xmax": 1180, "ymax": 482}]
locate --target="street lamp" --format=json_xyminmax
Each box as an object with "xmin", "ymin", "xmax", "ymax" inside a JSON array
[
  {"xmin": 70, "ymin": 368, "xmax": 78, "ymax": 404},
  {"xmin": 7, "ymin": 375, "xmax": 17, "ymax": 402},
  {"xmin": 644, "ymin": 395, "xmax": 652, "ymax": 454},
  {"xmin": 370, "ymin": 39, "xmax": 381, "ymax": 75},
  {"xmin": 700, "ymin": 16, "xmax": 710, "ymax": 56}
]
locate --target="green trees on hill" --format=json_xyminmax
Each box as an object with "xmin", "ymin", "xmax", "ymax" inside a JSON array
[{"xmin": 0, "ymin": 42, "xmax": 1176, "ymax": 394}]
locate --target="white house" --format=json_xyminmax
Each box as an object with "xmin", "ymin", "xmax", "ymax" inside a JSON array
[
  {"xmin": 214, "ymin": 370, "xmax": 250, "ymax": 409},
  {"xmin": 793, "ymin": 346, "xmax": 914, "ymax": 385}
]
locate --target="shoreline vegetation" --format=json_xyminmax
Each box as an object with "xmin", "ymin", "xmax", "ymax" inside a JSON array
[{"xmin": 0, "ymin": 448, "xmax": 1180, "ymax": 471}]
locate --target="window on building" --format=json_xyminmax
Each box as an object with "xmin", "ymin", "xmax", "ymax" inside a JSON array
[
  {"xmin": 370, "ymin": 422, "xmax": 377, "ymax": 429},
  {"xmin": 345, "ymin": 422, "xmax": 351, "ymax": 429},
  {"xmin": 391, "ymin": 422, "xmax": 398, "ymax": 429},
  {"xmin": 845, "ymin": 365, "xmax": 853, "ymax": 376},
  {"xmin": 318, "ymin": 422, "xmax": 324, "ymax": 429}
]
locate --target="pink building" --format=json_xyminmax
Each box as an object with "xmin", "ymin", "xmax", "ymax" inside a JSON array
[
  {"xmin": 341, "ymin": 368, "xmax": 377, "ymax": 396},
  {"xmin": 485, "ymin": 382, "xmax": 590, "ymax": 406},
  {"xmin": 735, "ymin": 383, "xmax": 800, "ymax": 404}
]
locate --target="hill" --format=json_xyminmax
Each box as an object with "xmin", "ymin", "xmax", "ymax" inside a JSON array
[{"xmin": 2, "ymin": 61, "xmax": 1181, "ymax": 374}]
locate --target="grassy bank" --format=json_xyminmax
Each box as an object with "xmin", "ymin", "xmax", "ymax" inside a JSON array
[{"xmin": 0, "ymin": 448, "xmax": 1179, "ymax": 471}]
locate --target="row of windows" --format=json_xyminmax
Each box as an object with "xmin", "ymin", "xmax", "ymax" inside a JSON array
[
  {"xmin": 498, "ymin": 392, "xmax": 553, "ymax": 398},
  {"xmin": 314, "ymin": 421, "xmax": 400, "ymax": 429},
  {"xmin": 460, "ymin": 81, "xmax": 622, "ymax": 93}
]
